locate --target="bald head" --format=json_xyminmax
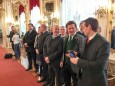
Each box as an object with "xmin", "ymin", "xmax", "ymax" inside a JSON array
[
  {"xmin": 40, "ymin": 24, "xmax": 47, "ymax": 32},
  {"xmin": 60, "ymin": 26, "xmax": 66, "ymax": 36},
  {"xmin": 52, "ymin": 25, "xmax": 60, "ymax": 36}
]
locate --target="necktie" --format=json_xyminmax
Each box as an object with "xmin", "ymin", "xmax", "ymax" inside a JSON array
[
  {"xmin": 86, "ymin": 38, "xmax": 90, "ymax": 44},
  {"xmin": 69, "ymin": 36, "xmax": 72, "ymax": 41}
]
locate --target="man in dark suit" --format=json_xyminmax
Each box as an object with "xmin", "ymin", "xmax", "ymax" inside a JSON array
[
  {"xmin": 111, "ymin": 26, "xmax": 115, "ymax": 49},
  {"xmin": 43, "ymin": 25, "xmax": 63, "ymax": 86},
  {"xmin": 7, "ymin": 26, "xmax": 15, "ymax": 51},
  {"xmin": 60, "ymin": 21, "xmax": 85, "ymax": 86},
  {"xmin": 70, "ymin": 17, "xmax": 110, "ymax": 86},
  {"xmin": 60, "ymin": 26, "xmax": 66, "ymax": 38},
  {"xmin": 37, "ymin": 24, "xmax": 50, "ymax": 83},
  {"xmin": 23, "ymin": 23, "xmax": 37, "ymax": 71},
  {"xmin": 77, "ymin": 21, "xmax": 86, "ymax": 37}
]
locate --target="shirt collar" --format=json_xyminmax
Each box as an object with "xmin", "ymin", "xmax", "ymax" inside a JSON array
[
  {"xmin": 42, "ymin": 31, "xmax": 47, "ymax": 33},
  {"xmin": 29, "ymin": 30, "xmax": 32, "ymax": 33},
  {"xmin": 89, "ymin": 32, "xmax": 97, "ymax": 40},
  {"xmin": 52, "ymin": 34, "xmax": 59, "ymax": 39},
  {"xmin": 69, "ymin": 33, "xmax": 76, "ymax": 39},
  {"xmin": 61, "ymin": 34, "xmax": 65, "ymax": 38}
]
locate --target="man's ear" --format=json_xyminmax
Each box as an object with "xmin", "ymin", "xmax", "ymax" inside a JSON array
[{"xmin": 88, "ymin": 24, "xmax": 92, "ymax": 30}]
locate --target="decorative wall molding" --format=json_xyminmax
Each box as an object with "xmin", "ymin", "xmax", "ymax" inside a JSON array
[{"xmin": 11, "ymin": 0, "xmax": 26, "ymax": 6}]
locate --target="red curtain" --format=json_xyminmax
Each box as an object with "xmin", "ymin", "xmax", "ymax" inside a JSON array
[
  {"xmin": 19, "ymin": 5, "xmax": 25, "ymax": 16},
  {"xmin": 30, "ymin": 0, "xmax": 40, "ymax": 11}
]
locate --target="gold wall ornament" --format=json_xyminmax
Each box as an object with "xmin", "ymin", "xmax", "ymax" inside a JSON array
[
  {"xmin": 0, "ymin": 0, "xmax": 2, "ymax": 4},
  {"xmin": 112, "ymin": 0, "xmax": 115, "ymax": 3},
  {"xmin": 38, "ymin": 15, "xmax": 48, "ymax": 24},
  {"xmin": 11, "ymin": 0, "xmax": 26, "ymax": 6},
  {"xmin": 110, "ymin": 20, "xmax": 112, "ymax": 24},
  {"xmin": 94, "ymin": 7, "xmax": 107, "ymax": 18},
  {"xmin": 40, "ymin": 0, "xmax": 60, "ymax": 28},
  {"xmin": 45, "ymin": 2, "xmax": 54, "ymax": 12}
]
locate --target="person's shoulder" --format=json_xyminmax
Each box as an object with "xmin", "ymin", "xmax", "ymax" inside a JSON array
[
  {"xmin": 32, "ymin": 29, "xmax": 37, "ymax": 33},
  {"xmin": 64, "ymin": 35, "xmax": 69, "ymax": 38},
  {"xmin": 74, "ymin": 33, "xmax": 85, "ymax": 40},
  {"xmin": 46, "ymin": 34, "xmax": 52, "ymax": 39},
  {"xmin": 97, "ymin": 34, "xmax": 110, "ymax": 46},
  {"xmin": 63, "ymin": 35, "xmax": 69, "ymax": 40},
  {"xmin": 58, "ymin": 35, "xmax": 64, "ymax": 40},
  {"xmin": 45, "ymin": 31, "xmax": 50, "ymax": 35}
]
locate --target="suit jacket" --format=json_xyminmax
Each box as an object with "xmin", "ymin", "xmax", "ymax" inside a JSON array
[
  {"xmin": 38, "ymin": 31, "xmax": 50, "ymax": 54},
  {"xmin": 7, "ymin": 31, "xmax": 15, "ymax": 42},
  {"xmin": 62, "ymin": 33, "xmax": 85, "ymax": 65},
  {"xmin": 75, "ymin": 33, "xmax": 110, "ymax": 86},
  {"xmin": 77, "ymin": 31, "xmax": 86, "ymax": 37},
  {"xmin": 43, "ymin": 35, "xmax": 63, "ymax": 66},
  {"xmin": 111, "ymin": 30, "xmax": 115, "ymax": 49},
  {"xmin": 23, "ymin": 29, "xmax": 37, "ymax": 52}
]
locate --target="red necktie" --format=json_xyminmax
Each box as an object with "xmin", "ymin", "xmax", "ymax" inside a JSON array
[{"xmin": 87, "ymin": 38, "xmax": 90, "ymax": 44}]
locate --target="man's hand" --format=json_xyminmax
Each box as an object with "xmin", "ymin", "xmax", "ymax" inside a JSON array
[
  {"xmin": 70, "ymin": 57, "xmax": 79, "ymax": 64},
  {"xmin": 35, "ymin": 49, "xmax": 39, "ymax": 54},
  {"xmin": 65, "ymin": 51, "xmax": 77, "ymax": 58},
  {"xmin": 65, "ymin": 53, "xmax": 70, "ymax": 58},
  {"xmin": 24, "ymin": 43, "xmax": 28, "ymax": 47},
  {"xmin": 60, "ymin": 61, "xmax": 63, "ymax": 68},
  {"xmin": 45, "ymin": 57, "xmax": 50, "ymax": 64}
]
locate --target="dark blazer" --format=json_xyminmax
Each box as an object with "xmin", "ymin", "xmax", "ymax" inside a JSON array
[
  {"xmin": 77, "ymin": 31, "xmax": 86, "ymax": 37},
  {"xmin": 43, "ymin": 35, "xmax": 63, "ymax": 66},
  {"xmin": 23, "ymin": 29, "xmax": 37, "ymax": 52},
  {"xmin": 111, "ymin": 30, "xmax": 115, "ymax": 49},
  {"xmin": 62, "ymin": 33, "xmax": 85, "ymax": 64},
  {"xmin": 75, "ymin": 33, "xmax": 110, "ymax": 86},
  {"xmin": 7, "ymin": 31, "xmax": 15, "ymax": 42},
  {"xmin": 38, "ymin": 31, "xmax": 50, "ymax": 54}
]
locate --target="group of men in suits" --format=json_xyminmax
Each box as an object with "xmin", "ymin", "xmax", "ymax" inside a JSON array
[{"xmin": 23, "ymin": 17, "xmax": 110, "ymax": 86}]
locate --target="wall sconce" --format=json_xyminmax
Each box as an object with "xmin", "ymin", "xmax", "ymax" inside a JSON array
[
  {"xmin": 52, "ymin": 17, "xmax": 59, "ymax": 23},
  {"xmin": 51, "ymin": 11, "xmax": 59, "ymax": 24},
  {"xmin": 94, "ymin": 7, "xmax": 106, "ymax": 18},
  {"xmin": 38, "ymin": 15, "xmax": 48, "ymax": 24}
]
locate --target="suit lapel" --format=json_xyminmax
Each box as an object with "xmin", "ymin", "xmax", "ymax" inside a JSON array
[{"xmin": 64, "ymin": 35, "xmax": 69, "ymax": 51}]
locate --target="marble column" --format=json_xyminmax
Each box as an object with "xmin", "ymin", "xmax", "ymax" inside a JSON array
[
  {"xmin": 2, "ymin": 0, "xmax": 14, "ymax": 48},
  {"xmin": 25, "ymin": 0, "xmax": 30, "ymax": 31}
]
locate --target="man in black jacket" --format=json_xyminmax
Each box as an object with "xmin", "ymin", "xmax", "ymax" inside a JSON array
[
  {"xmin": 77, "ymin": 21, "xmax": 86, "ymax": 37},
  {"xmin": 111, "ymin": 26, "xmax": 115, "ymax": 49},
  {"xmin": 23, "ymin": 23, "xmax": 37, "ymax": 71},
  {"xmin": 43, "ymin": 25, "xmax": 63, "ymax": 86},
  {"xmin": 70, "ymin": 17, "xmax": 110, "ymax": 86},
  {"xmin": 37, "ymin": 24, "xmax": 50, "ymax": 83},
  {"xmin": 60, "ymin": 21, "xmax": 85, "ymax": 86},
  {"xmin": 7, "ymin": 26, "xmax": 15, "ymax": 51}
]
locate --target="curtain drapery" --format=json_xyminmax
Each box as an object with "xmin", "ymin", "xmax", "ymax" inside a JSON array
[
  {"xmin": 19, "ymin": 5, "xmax": 25, "ymax": 16},
  {"xmin": 30, "ymin": 0, "xmax": 40, "ymax": 11}
]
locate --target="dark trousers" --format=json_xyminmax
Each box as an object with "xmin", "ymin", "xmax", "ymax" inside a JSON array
[
  {"xmin": 63, "ymin": 63, "xmax": 78, "ymax": 86},
  {"xmin": 27, "ymin": 52, "xmax": 37, "ymax": 70},
  {"xmin": 11, "ymin": 42, "xmax": 14, "ymax": 51},
  {"xmin": 48, "ymin": 64, "xmax": 62, "ymax": 86},
  {"xmin": 38, "ymin": 54, "xmax": 48, "ymax": 78},
  {"xmin": 36, "ymin": 54, "xmax": 41, "ymax": 73},
  {"xmin": 14, "ymin": 43, "xmax": 20, "ymax": 59}
]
